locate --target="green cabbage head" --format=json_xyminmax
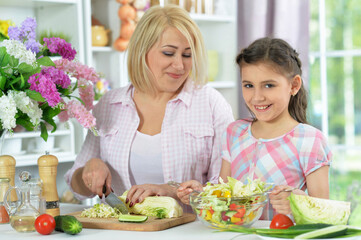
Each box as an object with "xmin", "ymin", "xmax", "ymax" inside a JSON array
[
  {"xmin": 119, "ymin": 191, "xmax": 183, "ymax": 219},
  {"xmin": 289, "ymin": 193, "xmax": 351, "ymax": 225}
]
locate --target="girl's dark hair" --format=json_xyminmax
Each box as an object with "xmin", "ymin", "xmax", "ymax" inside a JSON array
[{"xmin": 236, "ymin": 37, "xmax": 308, "ymax": 124}]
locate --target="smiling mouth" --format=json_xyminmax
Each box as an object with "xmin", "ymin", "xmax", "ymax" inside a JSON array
[
  {"xmin": 167, "ymin": 73, "xmax": 183, "ymax": 79},
  {"xmin": 254, "ymin": 105, "xmax": 271, "ymax": 110}
]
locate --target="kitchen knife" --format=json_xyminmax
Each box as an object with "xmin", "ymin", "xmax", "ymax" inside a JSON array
[{"xmin": 102, "ymin": 185, "xmax": 129, "ymax": 214}]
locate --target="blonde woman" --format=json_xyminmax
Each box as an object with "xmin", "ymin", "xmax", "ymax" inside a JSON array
[{"xmin": 65, "ymin": 5, "xmax": 234, "ymax": 207}]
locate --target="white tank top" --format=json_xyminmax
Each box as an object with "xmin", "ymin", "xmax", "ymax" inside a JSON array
[{"xmin": 129, "ymin": 131, "xmax": 163, "ymax": 185}]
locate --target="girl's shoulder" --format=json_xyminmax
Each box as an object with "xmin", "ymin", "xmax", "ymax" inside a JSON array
[
  {"xmin": 226, "ymin": 119, "xmax": 252, "ymax": 136},
  {"xmin": 294, "ymin": 124, "xmax": 326, "ymax": 139},
  {"xmin": 293, "ymin": 123, "xmax": 329, "ymax": 146}
]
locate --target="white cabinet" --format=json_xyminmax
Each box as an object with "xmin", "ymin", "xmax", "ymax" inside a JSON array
[
  {"xmin": 83, "ymin": 0, "xmax": 237, "ymax": 91},
  {"xmin": 0, "ymin": 0, "xmax": 84, "ymax": 166},
  {"xmin": 3, "ymin": 122, "xmax": 76, "ymax": 167}
]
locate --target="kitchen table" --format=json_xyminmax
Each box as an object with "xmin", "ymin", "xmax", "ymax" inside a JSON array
[
  {"xmin": 0, "ymin": 203, "xmax": 267, "ymax": 240},
  {"xmin": 1, "ymin": 204, "xmax": 359, "ymax": 240}
]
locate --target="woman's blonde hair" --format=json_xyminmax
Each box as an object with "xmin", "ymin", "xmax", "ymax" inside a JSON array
[{"xmin": 127, "ymin": 4, "xmax": 208, "ymax": 94}]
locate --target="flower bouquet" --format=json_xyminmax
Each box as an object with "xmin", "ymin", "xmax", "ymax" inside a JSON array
[{"xmin": 0, "ymin": 17, "xmax": 99, "ymax": 141}]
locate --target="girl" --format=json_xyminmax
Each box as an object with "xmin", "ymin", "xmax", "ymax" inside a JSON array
[{"xmin": 177, "ymin": 37, "xmax": 332, "ymax": 219}]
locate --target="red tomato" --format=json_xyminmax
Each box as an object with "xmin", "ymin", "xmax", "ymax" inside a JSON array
[
  {"xmin": 34, "ymin": 214, "xmax": 56, "ymax": 235},
  {"xmin": 270, "ymin": 214, "xmax": 294, "ymax": 229}
]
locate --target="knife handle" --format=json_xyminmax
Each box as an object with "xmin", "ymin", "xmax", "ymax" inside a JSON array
[{"xmin": 102, "ymin": 185, "xmax": 106, "ymax": 194}]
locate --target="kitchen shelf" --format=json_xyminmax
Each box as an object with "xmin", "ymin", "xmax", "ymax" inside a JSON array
[
  {"xmin": 92, "ymin": 46, "xmax": 113, "ymax": 52},
  {"xmin": 85, "ymin": 0, "xmax": 237, "ymax": 91}
]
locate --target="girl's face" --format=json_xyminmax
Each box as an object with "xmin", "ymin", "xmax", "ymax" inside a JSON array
[
  {"xmin": 241, "ymin": 62, "xmax": 297, "ymax": 124},
  {"xmin": 146, "ymin": 27, "xmax": 192, "ymax": 94}
]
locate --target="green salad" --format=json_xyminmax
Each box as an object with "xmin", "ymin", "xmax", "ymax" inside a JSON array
[{"xmin": 191, "ymin": 177, "xmax": 272, "ymax": 227}]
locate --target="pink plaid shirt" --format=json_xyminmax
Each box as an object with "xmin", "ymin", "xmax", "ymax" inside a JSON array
[
  {"xmin": 222, "ymin": 119, "xmax": 332, "ymax": 219},
  {"xmin": 65, "ymin": 83, "xmax": 234, "ymax": 199}
]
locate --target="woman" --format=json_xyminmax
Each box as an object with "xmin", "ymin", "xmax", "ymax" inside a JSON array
[{"xmin": 65, "ymin": 5, "xmax": 234, "ymax": 207}]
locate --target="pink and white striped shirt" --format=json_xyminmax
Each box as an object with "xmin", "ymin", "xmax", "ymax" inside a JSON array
[{"xmin": 65, "ymin": 83, "xmax": 234, "ymax": 199}]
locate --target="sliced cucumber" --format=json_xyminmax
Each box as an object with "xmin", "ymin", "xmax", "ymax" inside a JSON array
[
  {"xmin": 294, "ymin": 225, "xmax": 347, "ymax": 239},
  {"xmin": 118, "ymin": 215, "xmax": 148, "ymax": 223}
]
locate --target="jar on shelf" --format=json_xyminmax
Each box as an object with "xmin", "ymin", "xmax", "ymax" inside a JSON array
[{"xmin": 92, "ymin": 25, "xmax": 110, "ymax": 47}]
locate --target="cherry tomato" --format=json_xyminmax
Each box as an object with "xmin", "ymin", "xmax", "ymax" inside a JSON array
[
  {"xmin": 34, "ymin": 214, "xmax": 56, "ymax": 235},
  {"xmin": 270, "ymin": 214, "xmax": 294, "ymax": 229}
]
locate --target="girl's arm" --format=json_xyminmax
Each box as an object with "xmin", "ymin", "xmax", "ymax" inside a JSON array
[
  {"xmin": 306, "ymin": 165, "xmax": 329, "ymax": 198},
  {"xmin": 219, "ymin": 159, "xmax": 231, "ymax": 182},
  {"xmin": 270, "ymin": 165, "xmax": 330, "ymax": 215}
]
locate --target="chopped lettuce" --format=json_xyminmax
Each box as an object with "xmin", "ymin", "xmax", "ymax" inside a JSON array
[
  {"xmin": 192, "ymin": 177, "xmax": 271, "ymax": 227},
  {"xmin": 289, "ymin": 193, "xmax": 351, "ymax": 225},
  {"xmin": 200, "ymin": 177, "xmax": 272, "ymax": 198},
  {"xmin": 81, "ymin": 203, "xmax": 121, "ymax": 218}
]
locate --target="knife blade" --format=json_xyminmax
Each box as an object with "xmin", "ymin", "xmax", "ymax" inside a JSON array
[{"xmin": 102, "ymin": 185, "xmax": 129, "ymax": 214}]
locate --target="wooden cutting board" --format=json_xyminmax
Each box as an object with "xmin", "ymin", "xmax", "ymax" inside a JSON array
[{"xmin": 68, "ymin": 211, "xmax": 196, "ymax": 231}]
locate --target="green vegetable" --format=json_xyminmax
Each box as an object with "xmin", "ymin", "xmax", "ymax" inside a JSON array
[
  {"xmin": 81, "ymin": 203, "xmax": 121, "ymax": 218},
  {"xmin": 54, "ymin": 215, "xmax": 82, "ymax": 235},
  {"xmin": 119, "ymin": 192, "xmax": 183, "ymax": 219},
  {"xmin": 294, "ymin": 225, "xmax": 348, "ymax": 239},
  {"xmin": 289, "ymin": 223, "xmax": 333, "ymax": 230},
  {"xmin": 118, "ymin": 215, "xmax": 148, "ymax": 223},
  {"xmin": 289, "ymin": 193, "xmax": 351, "ymax": 225}
]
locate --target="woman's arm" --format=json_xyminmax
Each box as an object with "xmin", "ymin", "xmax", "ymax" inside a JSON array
[{"xmin": 70, "ymin": 158, "xmax": 112, "ymax": 197}]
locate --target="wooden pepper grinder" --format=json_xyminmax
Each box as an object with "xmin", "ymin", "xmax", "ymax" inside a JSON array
[
  {"xmin": 38, "ymin": 154, "xmax": 60, "ymax": 217},
  {"xmin": 0, "ymin": 155, "xmax": 17, "ymax": 201}
]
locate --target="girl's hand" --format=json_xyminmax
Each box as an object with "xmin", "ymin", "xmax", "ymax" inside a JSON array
[
  {"xmin": 176, "ymin": 180, "xmax": 203, "ymax": 205},
  {"xmin": 269, "ymin": 185, "xmax": 306, "ymax": 215},
  {"xmin": 82, "ymin": 158, "xmax": 112, "ymax": 198},
  {"xmin": 126, "ymin": 184, "xmax": 176, "ymax": 207}
]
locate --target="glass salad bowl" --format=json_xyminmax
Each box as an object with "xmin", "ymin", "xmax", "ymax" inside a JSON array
[{"xmin": 190, "ymin": 192, "xmax": 268, "ymax": 228}]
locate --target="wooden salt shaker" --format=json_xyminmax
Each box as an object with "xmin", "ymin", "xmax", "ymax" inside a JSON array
[
  {"xmin": 38, "ymin": 154, "xmax": 60, "ymax": 217},
  {"xmin": 0, "ymin": 155, "xmax": 17, "ymax": 201}
]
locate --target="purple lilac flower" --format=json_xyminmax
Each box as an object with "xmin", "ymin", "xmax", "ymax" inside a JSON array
[
  {"xmin": 8, "ymin": 17, "xmax": 41, "ymax": 53},
  {"xmin": 41, "ymin": 67, "xmax": 71, "ymax": 89},
  {"xmin": 43, "ymin": 37, "xmax": 77, "ymax": 61},
  {"xmin": 25, "ymin": 38, "xmax": 41, "ymax": 54},
  {"xmin": 28, "ymin": 73, "xmax": 62, "ymax": 107}
]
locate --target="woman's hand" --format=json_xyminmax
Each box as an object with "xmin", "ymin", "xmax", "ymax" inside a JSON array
[
  {"xmin": 126, "ymin": 184, "xmax": 176, "ymax": 207},
  {"xmin": 269, "ymin": 185, "xmax": 307, "ymax": 215},
  {"xmin": 82, "ymin": 158, "xmax": 112, "ymax": 197},
  {"xmin": 176, "ymin": 180, "xmax": 203, "ymax": 205}
]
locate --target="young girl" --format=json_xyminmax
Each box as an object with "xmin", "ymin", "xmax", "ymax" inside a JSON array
[{"xmin": 177, "ymin": 37, "xmax": 332, "ymax": 219}]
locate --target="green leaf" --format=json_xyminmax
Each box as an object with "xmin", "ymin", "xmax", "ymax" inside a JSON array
[
  {"xmin": 42, "ymin": 117, "xmax": 57, "ymax": 133},
  {"xmin": 0, "ymin": 33, "xmax": 9, "ymax": 41},
  {"xmin": 0, "ymin": 75, "xmax": 5, "ymax": 90},
  {"xmin": 16, "ymin": 118, "xmax": 35, "ymax": 131},
  {"xmin": 9, "ymin": 77, "xmax": 20, "ymax": 86},
  {"xmin": 0, "ymin": 47, "xmax": 10, "ymax": 67},
  {"xmin": 20, "ymin": 74, "xmax": 25, "ymax": 88},
  {"xmin": 25, "ymin": 89, "xmax": 45, "ymax": 102},
  {"xmin": 40, "ymin": 122, "xmax": 48, "ymax": 141},
  {"xmin": 43, "ymin": 106, "xmax": 61, "ymax": 119},
  {"xmin": 9, "ymin": 56, "xmax": 19, "ymax": 67},
  {"xmin": 18, "ymin": 62, "xmax": 34, "ymax": 73},
  {"xmin": 37, "ymin": 56, "xmax": 56, "ymax": 67}
]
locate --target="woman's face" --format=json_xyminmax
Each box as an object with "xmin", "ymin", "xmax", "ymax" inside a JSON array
[
  {"xmin": 146, "ymin": 27, "xmax": 192, "ymax": 94},
  {"xmin": 241, "ymin": 62, "xmax": 294, "ymax": 124}
]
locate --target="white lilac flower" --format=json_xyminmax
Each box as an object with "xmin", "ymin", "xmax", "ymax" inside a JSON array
[
  {"xmin": 0, "ymin": 39, "xmax": 36, "ymax": 66},
  {"xmin": 8, "ymin": 90, "xmax": 42, "ymax": 126},
  {"xmin": 0, "ymin": 94, "xmax": 17, "ymax": 130}
]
